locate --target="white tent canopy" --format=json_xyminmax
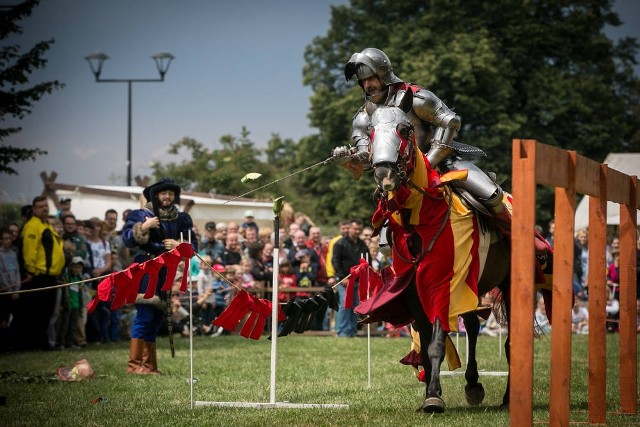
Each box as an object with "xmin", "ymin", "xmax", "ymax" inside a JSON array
[{"xmin": 574, "ymin": 153, "xmax": 640, "ymax": 230}]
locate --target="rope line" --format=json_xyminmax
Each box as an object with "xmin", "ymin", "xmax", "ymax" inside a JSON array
[{"xmin": 1, "ymin": 252, "xmax": 352, "ymax": 299}]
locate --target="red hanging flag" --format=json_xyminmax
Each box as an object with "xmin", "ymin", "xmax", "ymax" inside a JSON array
[
  {"xmin": 343, "ymin": 258, "xmax": 368, "ymax": 309},
  {"xmin": 358, "ymin": 262, "xmax": 382, "ymax": 303},
  {"xmin": 111, "ymin": 270, "xmax": 133, "ymax": 310},
  {"xmin": 240, "ymin": 298, "xmax": 272, "ymax": 340},
  {"xmin": 160, "ymin": 249, "xmax": 183, "ymax": 291},
  {"xmin": 213, "ymin": 290, "xmax": 255, "ymax": 331},
  {"xmin": 139, "ymin": 257, "xmax": 165, "ymax": 299}
]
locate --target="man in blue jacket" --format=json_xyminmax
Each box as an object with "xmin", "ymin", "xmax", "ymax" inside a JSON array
[{"xmin": 121, "ymin": 178, "xmax": 197, "ymax": 374}]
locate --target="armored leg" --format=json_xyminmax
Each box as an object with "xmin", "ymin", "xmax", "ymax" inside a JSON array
[{"xmin": 448, "ymin": 159, "xmax": 504, "ymax": 214}]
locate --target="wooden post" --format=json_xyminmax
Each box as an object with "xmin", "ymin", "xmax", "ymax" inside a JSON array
[
  {"xmin": 549, "ymin": 151, "xmax": 576, "ymax": 427},
  {"xmin": 587, "ymin": 165, "xmax": 608, "ymax": 424},
  {"xmin": 619, "ymin": 175, "xmax": 637, "ymax": 414},
  {"xmin": 509, "ymin": 140, "xmax": 637, "ymax": 424},
  {"xmin": 510, "ymin": 139, "xmax": 537, "ymax": 426}
]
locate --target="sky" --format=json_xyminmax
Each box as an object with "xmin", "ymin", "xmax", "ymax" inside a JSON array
[
  {"xmin": 0, "ymin": 0, "xmax": 348, "ymax": 203},
  {"xmin": 1, "ymin": 0, "xmax": 639, "ymax": 205}
]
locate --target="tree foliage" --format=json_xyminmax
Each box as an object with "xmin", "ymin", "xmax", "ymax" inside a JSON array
[
  {"xmin": 150, "ymin": 128, "xmax": 306, "ymax": 208},
  {"xmin": 152, "ymin": 0, "xmax": 639, "ymax": 226},
  {"xmin": 0, "ymin": 0, "xmax": 63, "ymax": 174},
  {"xmin": 299, "ymin": 0, "xmax": 639, "ymax": 225}
]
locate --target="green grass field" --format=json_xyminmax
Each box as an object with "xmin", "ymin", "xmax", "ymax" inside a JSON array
[{"xmin": 0, "ymin": 333, "xmax": 637, "ymax": 426}]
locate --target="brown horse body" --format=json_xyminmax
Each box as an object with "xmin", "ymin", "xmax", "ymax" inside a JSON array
[{"xmin": 356, "ymin": 90, "xmax": 515, "ymax": 412}]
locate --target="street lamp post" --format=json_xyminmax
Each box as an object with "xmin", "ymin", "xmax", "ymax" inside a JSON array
[{"xmin": 85, "ymin": 52, "xmax": 174, "ymax": 186}]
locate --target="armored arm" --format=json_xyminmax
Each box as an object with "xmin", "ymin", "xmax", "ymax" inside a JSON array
[
  {"xmin": 413, "ymin": 89, "xmax": 461, "ymax": 168},
  {"xmin": 350, "ymin": 108, "xmax": 371, "ymax": 163},
  {"xmin": 331, "ymin": 108, "xmax": 371, "ymax": 168}
]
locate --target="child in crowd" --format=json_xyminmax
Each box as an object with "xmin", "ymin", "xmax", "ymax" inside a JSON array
[
  {"xmin": 606, "ymin": 249, "xmax": 620, "ymax": 301},
  {"xmin": 293, "ymin": 249, "xmax": 317, "ymax": 298},
  {"xmin": 0, "ymin": 227, "xmax": 20, "ymax": 350},
  {"xmin": 196, "ymin": 257, "xmax": 215, "ymax": 334},
  {"xmin": 170, "ymin": 286, "xmax": 190, "ymax": 337},
  {"xmin": 534, "ymin": 295, "xmax": 551, "ymax": 335},
  {"xmin": 278, "ymin": 260, "xmax": 296, "ymax": 302},
  {"xmin": 196, "ymin": 256, "xmax": 214, "ymax": 297},
  {"xmin": 210, "ymin": 264, "xmax": 232, "ymax": 336},
  {"xmin": 571, "ymin": 299, "xmax": 589, "ymax": 334},
  {"xmin": 606, "ymin": 284, "xmax": 620, "ymax": 333},
  {"xmin": 238, "ymin": 258, "xmax": 256, "ymax": 290},
  {"xmin": 57, "ymin": 256, "xmax": 86, "ymax": 348}
]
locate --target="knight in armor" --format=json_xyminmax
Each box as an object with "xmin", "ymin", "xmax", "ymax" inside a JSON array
[
  {"xmin": 333, "ymin": 47, "xmax": 507, "ymax": 220},
  {"xmin": 121, "ymin": 178, "xmax": 197, "ymax": 374}
]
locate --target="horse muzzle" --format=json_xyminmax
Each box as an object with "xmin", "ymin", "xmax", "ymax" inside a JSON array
[{"xmin": 374, "ymin": 163, "xmax": 399, "ymax": 192}]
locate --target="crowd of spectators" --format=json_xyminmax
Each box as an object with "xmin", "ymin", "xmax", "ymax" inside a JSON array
[
  {"xmin": 0, "ymin": 197, "xmax": 399, "ymax": 350},
  {"xmin": 2, "ymin": 195, "xmax": 639, "ymax": 352},
  {"xmin": 543, "ymin": 218, "xmax": 640, "ymax": 335},
  {"xmin": 0, "ymin": 198, "xmax": 140, "ymax": 351}
]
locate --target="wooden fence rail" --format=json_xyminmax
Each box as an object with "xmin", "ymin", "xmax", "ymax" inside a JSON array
[{"xmin": 510, "ymin": 139, "xmax": 638, "ymax": 426}]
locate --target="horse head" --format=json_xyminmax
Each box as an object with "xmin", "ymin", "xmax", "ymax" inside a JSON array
[{"xmin": 370, "ymin": 89, "xmax": 416, "ymax": 193}]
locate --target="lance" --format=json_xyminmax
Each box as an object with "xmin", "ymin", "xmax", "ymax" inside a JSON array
[{"xmin": 222, "ymin": 155, "xmax": 336, "ymax": 205}]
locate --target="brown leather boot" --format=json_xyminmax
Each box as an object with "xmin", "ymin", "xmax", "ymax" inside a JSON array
[
  {"xmin": 138, "ymin": 341, "xmax": 161, "ymax": 375},
  {"xmin": 127, "ymin": 338, "xmax": 144, "ymax": 374},
  {"xmin": 147, "ymin": 341, "xmax": 161, "ymax": 374}
]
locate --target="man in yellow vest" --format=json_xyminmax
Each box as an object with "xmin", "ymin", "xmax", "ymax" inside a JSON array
[
  {"xmin": 324, "ymin": 219, "xmax": 351, "ymax": 287},
  {"xmin": 13, "ymin": 195, "xmax": 65, "ymax": 350}
]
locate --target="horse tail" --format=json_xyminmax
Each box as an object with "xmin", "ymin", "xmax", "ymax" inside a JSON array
[{"xmin": 492, "ymin": 288, "xmax": 509, "ymax": 328}]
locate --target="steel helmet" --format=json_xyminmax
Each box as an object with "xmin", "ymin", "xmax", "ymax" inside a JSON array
[{"xmin": 344, "ymin": 48, "xmax": 403, "ymax": 86}]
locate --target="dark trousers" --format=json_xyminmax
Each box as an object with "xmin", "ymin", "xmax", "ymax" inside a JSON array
[
  {"xmin": 11, "ymin": 274, "xmax": 58, "ymax": 351},
  {"xmin": 57, "ymin": 307, "xmax": 79, "ymax": 347},
  {"xmin": 94, "ymin": 301, "xmax": 121, "ymax": 342}
]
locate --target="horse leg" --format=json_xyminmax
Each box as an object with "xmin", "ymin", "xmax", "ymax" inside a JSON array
[
  {"xmin": 501, "ymin": 334, "xmax": 510, "ymax": 409},
  {"xmin": 405, "ymin": 284, "xmax": 441, "ymax": 412},
  {"xmin": 422, "ymin": 317, "xmax": 446, "ymax": 413},
  {"xmin": 462, "ymin": 312, "xmax": 485, "ymax": 405},
  {"xmin": 500, "ymin": 284, "xmax": 511, "ymax": 409}
]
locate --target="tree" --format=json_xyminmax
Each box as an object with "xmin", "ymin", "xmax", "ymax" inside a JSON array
[
  {"xmin": 301, "ymin": 0, "xmax": 640, "ymax": 225},
  {"xmin": 151, "ymin": 127, "xmax": 263, "ymax": 196},
  {"xmin": 0, "ymin": 0, "xmax": 63, "ymax": 174},
  {"xmin": 151, "ymin": 127, "xmax": 329, "ymax": 221},
  {"xmin": 151, "ymin": 127, "xmax": 303, "ymax": 204}
]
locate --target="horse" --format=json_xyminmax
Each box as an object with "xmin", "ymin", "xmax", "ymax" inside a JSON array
[{"xmin": 354, "ymin": 89, "xmax": 515, "ymax": 413}]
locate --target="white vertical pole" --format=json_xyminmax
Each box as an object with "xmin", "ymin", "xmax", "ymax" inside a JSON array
[
  {"xmin": 270, "ymin": 247, "xmax": 279, "ymax": 404},
  {"xmin": 185, "ymin": 233, "xmax": 194, "ymax": 408},
  {"xmin": 189, "ymin": 268, "xmax": 194, "ymax": 407},
  {"xmin": 364, "ymin": 253, "xmax": 371, "ymax": 388}
]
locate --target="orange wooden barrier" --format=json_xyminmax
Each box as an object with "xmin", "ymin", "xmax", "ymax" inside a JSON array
[{"xmin": 510, "ymin": 140, "xmax": 638, "ymax": 426}]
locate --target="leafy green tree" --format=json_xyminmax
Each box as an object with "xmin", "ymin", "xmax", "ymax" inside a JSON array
[
  {"xmin": 262, "ymin": 133, "xmax": 312, "ymax": 209},
  {"xmin": 151, "ymin": 127, "xmax": 265, "ymax": 197},
  {"xmin": 0, "ymin": 0, "xmax": 63, "ymax": 174},
  {"xmin": 301, "ymin": 0, "xmax": 639, "ymax": 225}
]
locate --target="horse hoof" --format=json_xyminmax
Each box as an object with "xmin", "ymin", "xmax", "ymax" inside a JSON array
[
  {"xmin": 464, "ymin": 382, "xmax": 485, "ymax": 406},
  {"xmin": 422, "ymin": 396, "xmax": 445, "ymax": 413}
]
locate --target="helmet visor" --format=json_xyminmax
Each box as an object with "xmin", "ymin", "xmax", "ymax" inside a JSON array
[
  {"xmin": 344, "ymin": 52, "xmax": 380, "ymax": 81},
  {"xmin": 355, "ymin": 64, "xmax": 374, "ymax": 80}
]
